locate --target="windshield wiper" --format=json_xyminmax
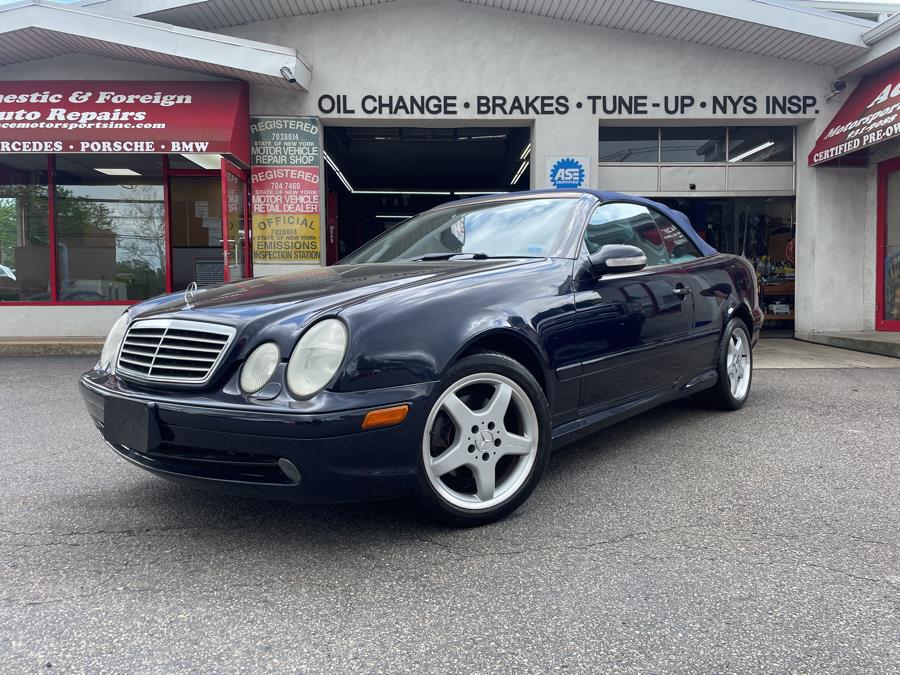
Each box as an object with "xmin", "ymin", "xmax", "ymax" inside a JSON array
[{"xmin": 405, "ymin": 253, "xmax": 540, "ymax": 262}]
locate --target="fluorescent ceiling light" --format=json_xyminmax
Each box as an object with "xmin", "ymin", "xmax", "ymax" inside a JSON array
[
  {"xmin": 354, "ymin": 190, "xmax": 452, "ymax": 196},
  {"xmin": 181, "ymin": 153, "xmax": 222, "ymax": 170},
  {"xmin": 454, "ymin": 191, "xmax": 509, "ymax": 196},
  {"xmin": 375, "ymin": 214, "xmax": 410, "ymax": 219},
  {"xmin": 94, "ymin": 168, "xmax": 141, "ymax": 176},
  {"xmin": 729, "ymin": 141, "xmax": 774, "ymax": 163},
  {"xmin": 322, "ymin": 151, "xmax": 512, "ymax": 196},
  {"xmin": 470, "ymin": 134, "xmax": 507, "ymax": 140},
  {"xmin": 519, "ymin": 142, "xmax": 531, "ymax": 161},
  {"xmin": 511, "ymin": 160, "xmax": 529, "ymax": 186},
  {"xmin": 323, "ymin": 150, "xmax": 354, "ymax": 193}
]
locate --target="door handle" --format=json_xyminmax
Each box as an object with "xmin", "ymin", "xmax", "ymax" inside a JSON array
[{"xmin": 673, "ymin": 286, "xmax": 692, "ymax": 299}]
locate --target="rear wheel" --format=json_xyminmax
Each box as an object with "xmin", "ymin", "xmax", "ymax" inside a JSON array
[
  {"xmin": 696, "ymin": 317, "xmax": 753, "ymax": 410},
  {"xmin": 414, "ymin": 352, "xmax": 550, "ymax": 526}
]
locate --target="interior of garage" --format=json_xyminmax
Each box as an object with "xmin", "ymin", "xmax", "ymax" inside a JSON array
[{"xmin": 322, "ymin": 126, "xmax": 531, "ymax": 261}]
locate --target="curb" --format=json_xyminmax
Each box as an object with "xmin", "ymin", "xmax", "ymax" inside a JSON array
[
  {"xmin": 0, "ymin": 339, "xmax": 103, "ymax": 357},
  {"xmin": 794, "ymin": 332, "xmax": 900, "ymax": 359}
]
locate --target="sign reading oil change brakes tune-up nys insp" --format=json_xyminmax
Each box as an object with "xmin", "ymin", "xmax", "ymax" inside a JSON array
[{"xmin": 250, "ymin": 116, "xmax": 322, "ymax": 265}]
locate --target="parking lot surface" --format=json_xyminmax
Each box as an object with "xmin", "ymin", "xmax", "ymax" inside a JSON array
[{"xmin": 1, "ymin": 354, "xmax": 898, "ymax": 672}]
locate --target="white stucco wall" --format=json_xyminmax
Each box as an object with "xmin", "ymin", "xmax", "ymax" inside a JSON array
[
  {"xmin": 1, "ymin": 0, "xmax": 883, "ymax": 336},
  {"xmin": 230, "ymin": 0, "xmax": 835, "ymax": 184}
]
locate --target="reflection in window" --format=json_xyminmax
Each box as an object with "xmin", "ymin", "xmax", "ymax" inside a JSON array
[
  {"xmin": 0, "ymin": 156, "xmax": 50, "ymax": 302},
  {"xmin": 651, "ymin": 211, "xmax": 702, "ymax": 263},
  {"xmin": 598, "ymin": 127, "xmax": 658, "ymax": 163},
  {"xmin": 661, "ymin": 127, "xmax": 726, "ymax": 162},
  {"xmin": 343, "ymin": 198, "xmax": 579, "ymax": 263},
  {"xmin": 585, "ymin": 203, "xmax": 669, "ymax": 266},
  {"xmin": 54, "ymin": 155, "xmax": 165, "ymax": 301},
  {"xmin": 728, "ymin": 126, "xmax": 793, "ymax": 162}
]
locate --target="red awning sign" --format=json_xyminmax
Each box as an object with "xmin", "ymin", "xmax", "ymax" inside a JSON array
[
  {"xmin": 0, "ymin": 81, "xmax": 249, "ymax": 164},
  {"xmin": 809, "ymin": 63, "xmax": 900, "ymax": 166}
]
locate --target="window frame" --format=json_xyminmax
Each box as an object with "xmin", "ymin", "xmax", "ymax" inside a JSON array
[{"xmin": 597, "ymin": 125, "xmax": 796, "ymax": 165}]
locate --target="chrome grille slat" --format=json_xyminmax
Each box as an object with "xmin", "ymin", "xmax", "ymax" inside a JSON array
[
  {"xmin": 151, "ymin": 353, "xmax": 218, "ymax": 363},
  {"xmin": 115, "ymin": 318, "xmax": 236, "ymax": 385}
]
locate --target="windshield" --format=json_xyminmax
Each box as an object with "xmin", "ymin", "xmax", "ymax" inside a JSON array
[{"xmin": 341, "ymin": 197, "xmax": 580, "ymax": 263}]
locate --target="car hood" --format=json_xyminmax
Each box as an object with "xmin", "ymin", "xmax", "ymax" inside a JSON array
[{"xmin": 131, "ymin": 259, "xmax": 538, "ymax": 330}]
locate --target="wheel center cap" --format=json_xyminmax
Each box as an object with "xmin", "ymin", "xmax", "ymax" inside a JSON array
[{"xmin": 477, "ymin": 430, "xmax": 494, "ymax": 453}]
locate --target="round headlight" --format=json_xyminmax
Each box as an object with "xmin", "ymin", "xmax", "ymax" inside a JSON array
[
  {"xmin": 286, "ymin": 319, "xmax": 348, "ymax": 397},
  {"xmin": 240, "ymin": 342, "xmax": 281, "ymax": 394},
  {"xmin": 99, "ymin": 313, "xmax": 129, "ymax": 371}
]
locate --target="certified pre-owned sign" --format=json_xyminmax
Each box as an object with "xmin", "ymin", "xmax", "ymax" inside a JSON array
[
  {"xmin": 0, "ymin": 81, "xmax": 249, "ymax": 163},
  {"xmin": 809, "ymin": 63, "xmax": 900, "ymax": 166}
]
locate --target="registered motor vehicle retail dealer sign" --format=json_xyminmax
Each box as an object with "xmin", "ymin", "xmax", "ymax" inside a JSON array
[{"xmin": 250, "ymin": 116, "xmax": 323, "ymax": 265}]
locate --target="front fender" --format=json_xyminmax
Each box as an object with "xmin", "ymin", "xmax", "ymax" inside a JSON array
[{"xmin": 332, "ymin": 259, "xmax": 577, "ymax": 393}]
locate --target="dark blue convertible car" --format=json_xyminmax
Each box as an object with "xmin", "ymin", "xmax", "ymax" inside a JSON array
[{"xmin": 81, "ymin": 189, "xmax": 761, "ymax": 525}]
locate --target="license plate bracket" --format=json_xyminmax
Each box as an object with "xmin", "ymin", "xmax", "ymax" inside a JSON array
[{"xmin": 103, "ymin": 397, "xmax": 161, "ymax": 453}]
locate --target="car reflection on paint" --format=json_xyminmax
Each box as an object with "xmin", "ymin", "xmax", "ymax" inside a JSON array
[{"xmin": 80, "ymin": 189, "xmax": 762, "ymax": 526}]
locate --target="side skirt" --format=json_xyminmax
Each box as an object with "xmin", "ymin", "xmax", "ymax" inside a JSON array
[{"xmin": 550, "ymin": 369, "xmax": 718, "ymax": 451}]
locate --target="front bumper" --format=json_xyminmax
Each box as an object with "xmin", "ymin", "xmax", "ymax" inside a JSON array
[{"xmin": 80, "ymin": 372, "xmax": 436, "ymax": 503}]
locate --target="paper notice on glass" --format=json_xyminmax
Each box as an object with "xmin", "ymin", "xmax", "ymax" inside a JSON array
[{"xmin": 195, "ymin": 200, "xmax": 209, "ymax": 218}]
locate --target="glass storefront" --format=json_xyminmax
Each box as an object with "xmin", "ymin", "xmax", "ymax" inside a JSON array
[
  {"xmin": 0, "ymin": 153, "xmax": 249, "ymax": 304},
  {"xmin": 55, "ymin": 155, "xmax": 165, "ymax": 302},
  {"xmin": 0, "ymin": 156, "xmax": 50, "ymax": 302}
]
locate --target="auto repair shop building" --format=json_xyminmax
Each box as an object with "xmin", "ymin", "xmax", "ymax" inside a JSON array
[{"xmin": 2, "ymin": 0, "xmax": 900, "ymax": 345}]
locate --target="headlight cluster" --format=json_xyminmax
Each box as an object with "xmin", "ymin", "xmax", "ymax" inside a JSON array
[
  {"xmin": 240, "ymin": 319, "xmax": 348, "ymax": 398},
  {"xmin": 99, "ymin": 313, "xmax": 129, "ymax": 371}
]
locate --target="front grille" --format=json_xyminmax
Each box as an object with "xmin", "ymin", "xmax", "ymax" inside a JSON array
[{"xmin": 116, "ymin": 318, "xmax": 236, "ymax": 385}]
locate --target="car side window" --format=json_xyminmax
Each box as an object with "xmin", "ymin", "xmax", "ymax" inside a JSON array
[
  {"xmin": 651, "ymin": 211, "xmax": 703, "ymax": 263},
  {"xmin": 585, "ymin": 203, "xmax": 670, "ymax": 267}
]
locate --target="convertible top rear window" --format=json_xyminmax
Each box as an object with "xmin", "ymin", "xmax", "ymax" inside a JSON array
[{"xmin": 342, "ymin": 197, "xmax": 580, "ymax": 263}]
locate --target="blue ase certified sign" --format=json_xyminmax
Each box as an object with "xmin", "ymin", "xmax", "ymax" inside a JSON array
[{"xmin": 547, "ymin": 156, "xmax": 588, "ymax": 189}]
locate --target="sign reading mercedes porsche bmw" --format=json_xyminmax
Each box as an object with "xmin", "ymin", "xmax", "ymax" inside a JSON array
[
  {"xmin": 250, "ymin": 116, "xmax": 322, "ymax": 265},
  {"xmin": 0, "ymin": 81, "xmax": 249, "ymax": 163}
]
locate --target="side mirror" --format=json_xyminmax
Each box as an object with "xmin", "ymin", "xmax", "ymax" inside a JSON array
[{"xmin": 588, "ymin": 244, "xmax": 647, "ymax": 276}]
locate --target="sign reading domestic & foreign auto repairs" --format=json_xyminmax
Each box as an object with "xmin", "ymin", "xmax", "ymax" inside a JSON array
[
  {"xmin": 0, "ymin": 81, "xmax": 249, "ymax": 163},
  {"xmin": 809, "ymin": 63, "xmax": 900, "ymax": 165},
  {"xmin": 250, "ymin": 116, "xmax": 322, "ymax": 265}
]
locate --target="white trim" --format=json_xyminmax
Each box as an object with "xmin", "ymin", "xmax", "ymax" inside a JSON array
[
  {"xmin": 0, "ymin": 0, "xmax": 311, "ymax": 90},
  {"xmin": 81, "ymin": 0, "xmax": 870, "ymax": 59}
]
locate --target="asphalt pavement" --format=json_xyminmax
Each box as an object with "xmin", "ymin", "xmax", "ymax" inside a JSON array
[{"xmin": 1, "ymin": 353, "xmax": 898, "ymax": 672}]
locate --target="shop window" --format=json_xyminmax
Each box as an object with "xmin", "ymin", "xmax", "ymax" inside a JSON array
[
  {"xmin": 0, "ymin": 156, "xmax": 50, "ymax": 302},
  {"xmin": 54, "ymin": 155, "xmax": 165, "ymax": 301},
  {"xmin": 661, "ymin": 127, "xmax": 726, "ymax": 163},
  {"xmin": 598, "ymin": 127, "xmax": 659, "ymax": 163},
  {"xmin": 728, "ymin": 127, "xmax": 793, "ymax": 162}
]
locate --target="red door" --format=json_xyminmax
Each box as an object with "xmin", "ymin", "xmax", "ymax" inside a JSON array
[
  {"xmin": 221, "ymin": 159, "xmax": 251, "ymax": 282},
  {"xmin": 877, "ymin": 157, "xmax": 900, "ymax": 331}
]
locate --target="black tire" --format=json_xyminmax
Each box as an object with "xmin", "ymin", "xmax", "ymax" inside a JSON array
[
  {"xmin": 696, "ymin": 317, "xmax": 753, "ymax": 410},
  {"xmin": 413, "ymin": 351, "xmax": 551, "ymax": 527}
]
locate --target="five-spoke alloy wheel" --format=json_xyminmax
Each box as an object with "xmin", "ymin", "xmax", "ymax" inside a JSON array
[
  {"xmin": 696, "ymin": 316, "xmax": 753, "ymax": 410},
  {"xmin": 414, "ymin": 352, "xmax": 550, "ymax": 526}
]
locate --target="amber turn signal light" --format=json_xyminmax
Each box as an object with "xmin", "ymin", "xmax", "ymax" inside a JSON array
[{"xmin": 362, "ymin": 404, "xmax": 410, "ymax": 430}]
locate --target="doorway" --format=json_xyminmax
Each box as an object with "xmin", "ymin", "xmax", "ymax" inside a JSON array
[
  {"xmin": 877, "ymin": 157, "xmax": 900, "ymax": 331},
  {"xmin": 166, "ymin": 158, "xmax": 249, "ymax": 291},
  {"xmin": 323, "ymin": 126, "xmax": 531, "ymax": 261}
]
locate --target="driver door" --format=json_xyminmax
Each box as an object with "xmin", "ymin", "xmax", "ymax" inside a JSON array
[{"xmin": 575, "ymin": 202, "xmax": 694, "ymax": 413}]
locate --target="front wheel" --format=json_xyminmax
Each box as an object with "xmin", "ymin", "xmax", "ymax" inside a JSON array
[
  {"xmin": 414, "ymin": 352, "xmax": 551, "ymax": 526},
  {"xmin": 696, "ymin": 317, "xmax": 753, "ymax": 410}
]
